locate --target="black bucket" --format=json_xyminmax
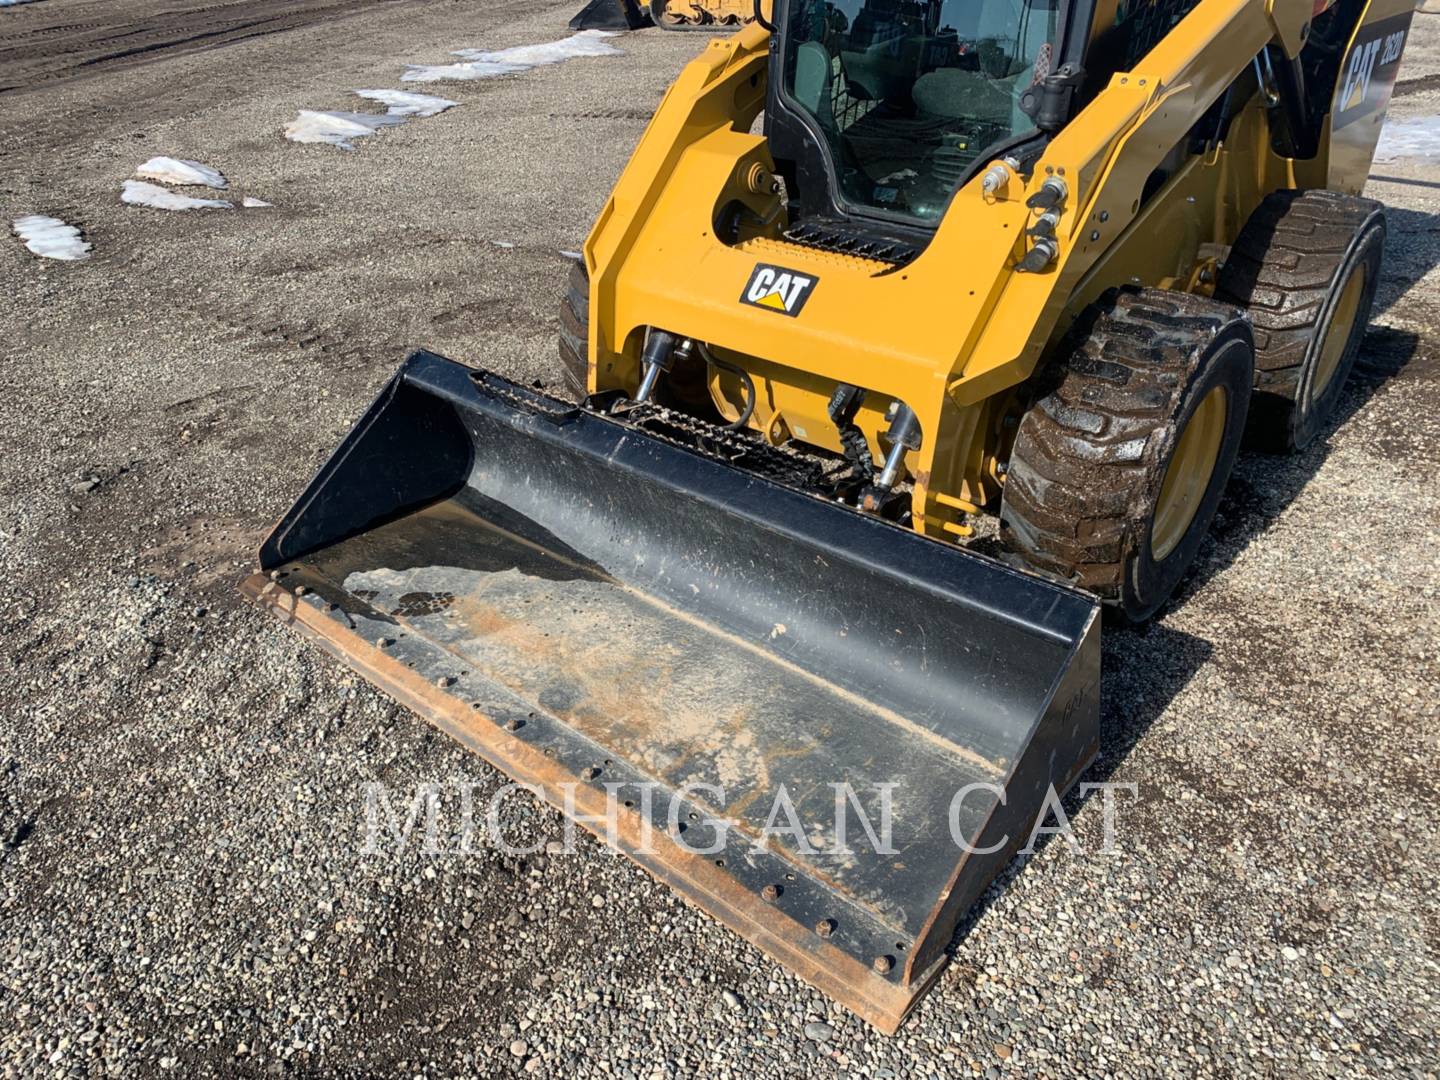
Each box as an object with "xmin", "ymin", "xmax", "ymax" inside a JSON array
[
  {"xmin": 569, "ymin": 0, "xmax": 651, "ymax": 31},
  {"xmin": 246, "ymin": 351, "xmax": 1101, "ymax": 1030}
]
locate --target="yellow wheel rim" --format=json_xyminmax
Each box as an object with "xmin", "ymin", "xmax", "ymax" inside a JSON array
[
  {"xmin": 1151, "ymin": 385, "xmax": 1228, "ymax": 561},
  {"xmin": 1310, "ymin": 264, "xmax": 1367, "ymax": 406}
]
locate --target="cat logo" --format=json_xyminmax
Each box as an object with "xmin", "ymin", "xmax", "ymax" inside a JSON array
[
  {"xmin": 740, "ymin": 263, "xmax": 818, "ymax": 317},
  {"xmin": 1333, "ymin": 14, "xmax": 1411, "ymax": 128}
]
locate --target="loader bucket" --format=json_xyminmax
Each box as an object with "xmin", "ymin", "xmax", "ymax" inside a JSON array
[
  {"xmin": 569, "ymin": 0, "xmax": 651, "ymax": 31},
  {"xmin": 243, "ymin": 351, "xmax": 1101, "ymax": 1032}
]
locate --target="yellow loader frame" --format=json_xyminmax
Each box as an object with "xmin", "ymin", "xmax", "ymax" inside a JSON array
[{"xmin": 581, "ymin": 0, "xmax": 1407, "ymax": 541}]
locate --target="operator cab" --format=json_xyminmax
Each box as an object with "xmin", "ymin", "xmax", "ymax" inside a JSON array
[
  {"xmin": 780, "ymin": 0, "xmax": 1061, "ymax": 221},
  {"xmin": 764, "ymin": 0, "xmax": 1357, "ymax": 250},
  {"xmin": 767, "ymin": 0, "xmax": 1074, "ymax": 238}
]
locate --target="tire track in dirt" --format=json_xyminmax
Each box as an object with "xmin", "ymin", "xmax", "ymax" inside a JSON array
[
  {"xmin": 0, "ymin": 0, "xmax": 546, "ymax": 158},
  {"xmin": 0, "ymin": 0, "xmax": 390, "ymax": 94},
  {"xmin": 0, "ymin": 0, "xmax": 537, "ymax": 96}
]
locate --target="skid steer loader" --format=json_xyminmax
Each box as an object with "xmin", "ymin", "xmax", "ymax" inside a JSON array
[
  {"xmin": 246, "ymin": 0, "xmax": 1411, "ymax": 1031},
  {"xmin": 572, "ymin": 0, "xmax": 760, "ymax": 32}
]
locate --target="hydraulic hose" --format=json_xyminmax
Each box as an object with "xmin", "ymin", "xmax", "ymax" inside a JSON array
[{"xmin": 695, "ymin": 342, "xmax": 756, "ymax": 431}]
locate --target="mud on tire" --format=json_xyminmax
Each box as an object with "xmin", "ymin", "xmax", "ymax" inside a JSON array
[
  {"xmin": 1217, "ymin": 189, "xmax": 1384, "ymax": 452},
  {"xmin": 999, "ymin": 289, "xmax": 1254, "ymax": 623}
]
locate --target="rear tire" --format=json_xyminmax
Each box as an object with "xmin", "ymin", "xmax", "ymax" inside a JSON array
[
  {"xmin": 1216, "ymin": 189, "xmax": 1384, "ymax": 452},
  {"xmin": 1000, "ymin": 289, "xmax": 1254, "ymax": 622},
  {"xmin": 557, "ymin": 258, "xmax": 591, "ymax": 401}
]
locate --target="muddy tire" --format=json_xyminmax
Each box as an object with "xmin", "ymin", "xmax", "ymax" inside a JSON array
[
  {"xmin": 999, "ymin": 289, "xmax": 1254, "ymax": 622},
  {"xmin": 558, "ymin": 258, "xmax": 591, "ymax": 401},
  {"xmin": 1217, "ymin": 189, "xmax": 1384, "ymax": 452}
]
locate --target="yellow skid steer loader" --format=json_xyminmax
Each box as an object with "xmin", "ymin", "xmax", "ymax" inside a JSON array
[
  {"xmin": 572, "ymin": 0, "xmax": 760, "ymax": 32},
  {"xmin": 246, "ymin": 0, "xmax": 1412, "ymax": 1031}
]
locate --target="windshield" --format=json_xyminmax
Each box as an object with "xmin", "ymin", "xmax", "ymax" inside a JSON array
[{"xmin": 782, "ymin": 0, "xmax": 1060, "ymax": 221}]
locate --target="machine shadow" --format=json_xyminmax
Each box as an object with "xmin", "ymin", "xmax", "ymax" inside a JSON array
[
  {"xmin": 1160, "ymin": 199, "xmax": 1434, "ymax": 605},
  {"xmin": 931, "ymin": 247, "xmax": 1429, "ymax": 973},
  {"xmin": 934, "ymin": 617, "xmax": 1212, "ymax": 971},
  {"xmin": 1370, "ymin": 205, "xmax": 1440, "ymax": 320},
  {"xmin": 1167, "ymin": 321, "xmax": 1419, "ymax": 609}
]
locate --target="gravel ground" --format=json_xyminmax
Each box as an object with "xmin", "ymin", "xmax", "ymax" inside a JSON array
[{"xmin": 2, "ymin": 2, "xmax": 1438, "ymax": 1076}]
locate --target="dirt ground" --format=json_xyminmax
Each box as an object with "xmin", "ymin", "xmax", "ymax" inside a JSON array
[{"xmin": 1, "ymin": 1, "xmax": 1438, "ymax": 1076}]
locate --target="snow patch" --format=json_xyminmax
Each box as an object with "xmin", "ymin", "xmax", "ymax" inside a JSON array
[
  {"xmin": 401, "ymin": 58, "xmax": 528, "ymax": 84},
  {"xmin": 242, "ymin": 196, "xmax": 273, "ymax": 208},
  {"xmin": 135, "ymin": 156, "xmax": 228, "ymax": 189},
  {"xmin": 12, "ymin": 215, "xmax": 90, "ymax": 260},
  {"xmin": 403, "ymin": 30, "xmax": 620, "ymax": 83},
  {"xmin": 453, "ymin": 30, "xmax": 621, "ymax": 67},
  {"xmin": 353, "ymin": 89, "xmax": 458, "ymax": 117},
  {"xmin": 1374, "ymin": 116, "xmax": 1440, "ymax": 163},
  {"xmin": 284, "ymin": 109, "xmax": 407, "ymax": 149},
  {"xmin": 121, "ymin": 180, "xmax": 233, "ymax": 211},
  {"xmin": 285, "ymin": 90, "xmax": 454, "ymax": 149},
  {"xmin": 560, "ymin": 250, "xmax": 583, "ymax": 260},
  {"xmin": 0, "ymin": 0, "xmax": 46, "ymax": 8}
]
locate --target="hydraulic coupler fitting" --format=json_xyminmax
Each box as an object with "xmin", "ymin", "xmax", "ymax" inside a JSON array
[
  {"xmin": 1016, "ymin": 176, "xmax": 1067, "ymax": 273},
  {"xmin": 1016, "ymin": 236, "xmax": 1059, "ymax": 273},
  {"xmin": 1025, "ymin": 175, "xmax": 1068, "ymax": 213},
  {"xmin": 980, "ymin": 162, "xmax": 1010, "ymax": 198}
]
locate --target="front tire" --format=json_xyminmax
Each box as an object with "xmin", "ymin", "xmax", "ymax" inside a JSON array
[
  {"xmin": 556, "ymin": 258, "xmax": 713, "ymax": 411},
  {"xmin": 557, "ymin": 259, "xmax": 591, "ymax": 401},
  {"xmin": 1000, "ymin": 289, "xmax": 1254, "ymax": 622}
]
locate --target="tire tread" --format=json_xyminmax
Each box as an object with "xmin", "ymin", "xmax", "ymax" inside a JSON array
[
  {"xmin": 557, "ymin": 259, "xmax": 590, "ymax": 400},
  {"xmin": 1000, "ymin": 289, "xmax": 1248, "ymax": 603}
]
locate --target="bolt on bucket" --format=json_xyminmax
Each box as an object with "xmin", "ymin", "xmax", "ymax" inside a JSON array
[{"xmin": 243, "ymin": 350, "xmax": 1101, "ymax": 1031}]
